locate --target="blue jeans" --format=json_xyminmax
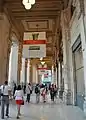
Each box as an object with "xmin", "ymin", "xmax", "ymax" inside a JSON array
[{"xmin": 1, "ymin": 95, "xmax": 9, "ymax": 119}]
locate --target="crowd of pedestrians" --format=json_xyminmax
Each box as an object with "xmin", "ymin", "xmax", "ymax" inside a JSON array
[
  {"xmin": 35, "ymin": 83, "xmax": 58, "ymax": 103},
  {"xmin": 0, "ymin": 81, "xmax": 58, "ymax": 119}
]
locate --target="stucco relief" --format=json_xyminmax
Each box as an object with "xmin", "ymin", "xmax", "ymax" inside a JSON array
[
  {"xmin": 61, "ymin": 7, "xmax": 71, "ymax": 43},
  {"xmin": 69, "ymin": 0, "xmax": 84, "ymax": 44},
  {"xmin": 17, "ymin": 40, "xmax": 23, "ymax": 84}
]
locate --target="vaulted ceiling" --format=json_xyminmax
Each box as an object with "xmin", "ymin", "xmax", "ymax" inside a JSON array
[{"xmin": 4, "ymin": 0, "xmax": 69, "ymax": 68}]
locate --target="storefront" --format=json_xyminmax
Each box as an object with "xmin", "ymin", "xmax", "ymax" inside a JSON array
[{"xmin": 72, "ymin": 35, "xmax": 85, "ymax": 110}]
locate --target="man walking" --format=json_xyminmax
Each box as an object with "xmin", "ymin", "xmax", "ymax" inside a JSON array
[
  {"xmin": 35, "ymin": 84, "xmax": 40, "ymax": 103},
  {"xmin": 0, "ymin": 81, "xmax": 11, "ymax": 119},
  {"xmin": 26, "ymin": 83, "xmax": 31, "ymax": 103}
]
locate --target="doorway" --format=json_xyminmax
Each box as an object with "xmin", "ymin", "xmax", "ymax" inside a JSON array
[{"xmin": 73, "ymin": 36, "xmax": 85, "ymax": 110}]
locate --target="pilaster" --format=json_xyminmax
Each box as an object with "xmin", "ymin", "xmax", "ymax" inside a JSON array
[
  {"xmin": 81, "ymin": 0, "xmax": 86, "ymax": 114},
  {"xmin": 27, "ymin": 59, "xmax": 30, "ymax": 83},
  {"xmin": 61, "ymin": 7, "xmax": 72, "ymax": 104},
  {"xmin": 32, "ymin": 63, "xmax": 38, "ymax": 84},
  {"xmin": 17, "ymin": 40, "xmax": 23, "ymax": 85},
  {"xmin": 25, "ymin": 59, "xmax": 28, "ymax": 85},
  {"xmin": 58, "ymin": 62, "xmax": 63, "ymax": 99},
  {"xmin": 20, "ymin": 58, "xmax": 25, "ymax": 84},
  {"xmin": 0, "ymin": 13, "xmax": 11, "ymax": 84}
]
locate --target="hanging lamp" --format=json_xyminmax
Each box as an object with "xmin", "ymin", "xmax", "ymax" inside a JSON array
[
  {"xmin": 25, "ymin": 3, "xmax": 31, "ymax": 10},
  {"xmin": 22, "ymin": 0, "xmax": 28, "ymax": 5},
  {"xmin": 29, "ymin": 0, "xmax": 35, "ymax": 5}
]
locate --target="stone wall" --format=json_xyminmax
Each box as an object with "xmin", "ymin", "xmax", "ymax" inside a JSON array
[
  {"xmin": 69, "ymin": 0, "xmax": 86, "ymax": 109},
  {"xmin": 0, "ymin": 14, "xmax": 11, "ymax": 84},
  {"xmin": 0, "ymin": 12, "xmax": 23, "ymax": 84}
]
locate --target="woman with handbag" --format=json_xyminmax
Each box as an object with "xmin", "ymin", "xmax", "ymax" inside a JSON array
[{"xmin": 14, "ymin": 85, "xmax": 24, "ymax": 119}]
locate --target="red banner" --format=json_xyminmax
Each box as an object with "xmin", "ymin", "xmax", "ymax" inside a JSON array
[
  {"xmin": 37, "ymin": 68, "xmax": 48, "ymax": 70},
  {"xmin": 23, "ymin": 40, "xmax": 46, "ymax": 45}
]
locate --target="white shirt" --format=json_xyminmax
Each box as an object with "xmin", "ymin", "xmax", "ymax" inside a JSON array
[
  {"xmin": 26, "ymin": 85, "xmax": 31, "ymax": 94},
  {"xmin": 15, "ymin": 90, "xmax": 23, "ymax": 100},
  {"xmin": 0, "ymin": 85, "xmax": 11, "ymax": 95}
]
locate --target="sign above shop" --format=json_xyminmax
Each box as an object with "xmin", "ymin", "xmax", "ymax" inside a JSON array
[{"xmin": 23, "ymin": 32, "xmax": 46, "ymax": 58}]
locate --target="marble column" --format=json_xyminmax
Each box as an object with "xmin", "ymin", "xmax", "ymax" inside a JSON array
[
  {"xmin": 54, "ymin": 69, "xmax": 57, "ymax": 85},
  {"xmin": 0, "ymin": 13, "xmax": 11, "ymax": 84},
  {"xmin": 17, "ymin": 41, "xmax": 23, "ymax": 85},
  {"xmin": 32, "ymin": 64, "xmax": 38, "ymax": 84},
  {"xmin": 51, "ymin": 65, "xmax": 54, "ymax": 84},
  {"xmin": 20, "ymin": 58, "xmax": 25, "ymax": 84},
  {"xmin": 61, "ymin": 7, "xmax": 71, "ymax": 104},
  {"xmin": 58, "ymin": 62, "xmax": 61, "ymax": 89},
  {"xmin": 27, "ymin": 59, "xmax": 30, "ymax": 83},
  {"xmin": 8, "ymin": 42, "xmax": 18, "ymax": 85},
  {"xmin": 36, "ymin": 69, "xmax": 38, "ymax": 84},
  {"xmin": 58, "ymin": 62, "xmax": 63, "ymax": 98},
  {"xmin": 25, "ymin": 59, "xmax": 28, "ymax": 85}
]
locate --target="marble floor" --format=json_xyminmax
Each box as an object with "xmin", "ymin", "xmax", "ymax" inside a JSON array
[{"xmin": 0, "ymin": 94, "xmax": 86, "ymax": 120}]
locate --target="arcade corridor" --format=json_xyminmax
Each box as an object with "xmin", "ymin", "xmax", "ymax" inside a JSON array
[{"xmin": 1, "ymin": 0, "xmax": 86, "ymax": 119}]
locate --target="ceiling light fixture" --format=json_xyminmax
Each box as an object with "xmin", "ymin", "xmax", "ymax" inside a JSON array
[
  {"xmin": 29, "ymin": 0, "xmax": 35, "ymax": 5},
  {"xmin": 22, "ymin": 0, "xmax": 32, "ymax": 10},
  {"xmin": 25, "ymin": 3, "xmax": 32, "ymax": 10},
  {"xmin": 41, "ymin": 62, "xmax": 45, "ymax": 65},
  {"xmin": 22, "ymin": 0, "xmax": 28, "ymax": 5},
  {"xmin": 22, "ymin": 0, "xmax": 35, "ymax": 10}
]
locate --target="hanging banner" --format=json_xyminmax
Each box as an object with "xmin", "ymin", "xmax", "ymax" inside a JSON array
[
  {"xmin": 37, "ymin": 64, "xmax": 48, "ymax": 75},
  {"xmin": 23, "ymin": 32, "xmax": 46, "ymax": 58},
  {"xmin": 42, "ymin": 70, "xmax": 52, "ymax": 83},
  {"xmin": 38, "ymin": 70, "xmax": 47, "ymax": 75},
  {"xmin": 38, "ymin": 69, "xmax": 48, "ymax": 75}
]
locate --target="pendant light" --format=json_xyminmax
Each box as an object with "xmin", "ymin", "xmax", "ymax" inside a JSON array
[
  {"xmin": 29, "ymin": 0, "xmax": 35, "ymax": 5},
  {"xmin": 22, "ymin": 0, "xmax": 28, "ymax": 5},
  {"xmin": 25, "ymin": 3, "xmax": 32, "ymax": 10},
  {"xmin": 22, "ymin": 0, "xmax": 35, "ymax": 10}
]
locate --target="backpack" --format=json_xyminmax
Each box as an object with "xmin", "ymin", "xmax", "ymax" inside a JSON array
[{"xmin": 35, "ymin": 86, "xmax": 39, "ymax": 94}]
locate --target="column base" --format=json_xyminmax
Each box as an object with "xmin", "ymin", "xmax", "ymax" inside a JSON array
[
  {"xmin": 63, "ymin": 89, "xmax": 72, "ymax": 105},
  {"xmin": 58, "ymin": 88, "xmax": 64, "ymax": 100},
  {"xmin": 83, "ymin": 97, "xmax": 86, "ymax": 115}
]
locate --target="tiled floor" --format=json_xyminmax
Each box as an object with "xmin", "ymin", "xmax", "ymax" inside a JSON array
[{"xmin": 0, "ymin": 94, "xmax": 86, "ymax": 120}]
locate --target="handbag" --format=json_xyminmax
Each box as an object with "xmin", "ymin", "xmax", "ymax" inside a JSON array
[{"xmin": 21, "ymin": 100, "xmax": 24, "ymax": 105}]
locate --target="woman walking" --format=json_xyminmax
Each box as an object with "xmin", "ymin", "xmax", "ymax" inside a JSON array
[
  {"xmin": 14, "ymin": 85, "xmax": 24, "ymax": 119},
  {"xmin": 50, "ymin": 84, "xmax": 55, "ymax": 102},
  {"xmin": 41, "ymin": 86, "xmax": 47, "ymax": 103}
]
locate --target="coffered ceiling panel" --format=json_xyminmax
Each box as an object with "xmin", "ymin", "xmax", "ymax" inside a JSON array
[
  {"xmin": 22, "ymin": 20, "xmax": 49, "ymax": 31},
  {"xmin": 22, "ymin": 19, "xmax": 53, "ymax": 32}
]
